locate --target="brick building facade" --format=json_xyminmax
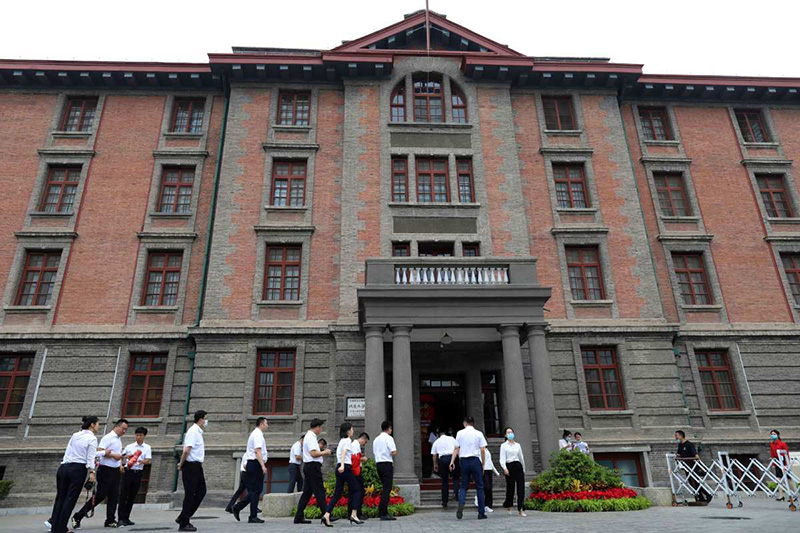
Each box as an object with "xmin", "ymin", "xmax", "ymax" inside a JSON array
[{"xmin": 0, "ymin": 11, "xmax": 798, "ymax": 506}]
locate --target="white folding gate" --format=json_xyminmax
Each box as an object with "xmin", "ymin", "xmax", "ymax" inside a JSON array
[{"xmin": 666, "ymin": 451, "xmax": 798, "ymax": 511}]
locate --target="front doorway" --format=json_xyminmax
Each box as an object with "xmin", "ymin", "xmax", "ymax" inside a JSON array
[{"xmin": 419, "ymin": 374, "xmax": 466, "ymax": 478}]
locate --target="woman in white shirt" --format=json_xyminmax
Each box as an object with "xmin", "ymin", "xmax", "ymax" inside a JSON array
[
  {"xmin": 323, "ymin": 423, "xmax": 364, "ymax": 525},
  {"xmin": 499, "ymin": 427, "xmax": 527, "ymax": 517},
  {"xmin": 51, "ymin": 416, "xmax": 100, "ymax": 533},
  {"xmin": 559, "ymin": 430, "xmax": 574, "ymax": 451}
]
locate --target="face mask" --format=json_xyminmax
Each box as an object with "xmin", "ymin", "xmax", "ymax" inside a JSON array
[
  {"xmin": 203, "ymin": 420, "xmax": 209, "ymax": 428},
  {"xmin": 771, "ymin": 434, "xmax": 778, "ymax": 441},
  {"xmin": 675, "ymin": 439, "xmax": 681, "ymax": 444},
  {"xmin": 566, "ymin": 437, "xmax": 572, "ymax": 442},
  {"xmin": 507, "ymin": 433, "xmax": 515, "ymax": 441}
]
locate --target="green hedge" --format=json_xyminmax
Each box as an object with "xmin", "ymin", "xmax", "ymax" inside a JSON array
[
  {"xmin": 530, "ymin": 450, "xmax": 623, "ymax": 493},
  {"xmin": 293, "ymin": 503, "xmax": 415, "ymax": 519},
  {"xmin": 0, "ymin": 480, "xmax": 13, "ymax": 500},
  {"xmin": 525, "ymin": 496, "xmax": 651, "ymax": 513}
]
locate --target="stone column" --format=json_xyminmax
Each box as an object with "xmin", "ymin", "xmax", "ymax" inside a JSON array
[
  {"xmin": 464, "ymin": 367, "xmax": 484, "ymax": 432},
  {"xmin": 525, "ymin": 324, "xmax": 559, "ymax": 470},
  {"xmin": 364, "ymin": 324, "xmax": 385, "ymax": 456},
  {"xmin": 391, "ymin": 325, "xmax": 416, "ymax": 483},
  {"xmin": 499, "ymin": 325, "xmax": 534, "ymax": 470}
]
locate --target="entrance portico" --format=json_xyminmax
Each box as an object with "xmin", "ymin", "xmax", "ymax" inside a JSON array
[{"xmin": 358, "ymin": 257, "xmax": 559, "ymax": 501}]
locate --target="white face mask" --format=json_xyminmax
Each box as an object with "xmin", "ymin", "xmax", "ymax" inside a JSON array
[{"xmin": 203, "ymin": 420, "xmax": 209, "ymax": 428}]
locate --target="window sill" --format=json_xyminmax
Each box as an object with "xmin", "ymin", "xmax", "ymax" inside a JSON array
[
  {"xmin": 51, "ymin": 131, "xmax": 92, "ymax": 138},
  {"xmin": 705, "ymin": 410, "xmax": 751, "ymax": 417},
  {"xmin": 643, "ymin": 139, "xmax": 680, "ymax": 146},
  {"xmin": 256, "ymin": 300, "xmax": 304, "ymax": 307},
  {"xmin": 132, "ymin": 306, "xmax": 179, "ymax": 314},
  {"xmin": 681, "ymin": 304, "xmax": 722, "ymax": 312},
  {"xmin": 570, "ymin": 299, "xmax": 613, "ymax": 307},
  {"xmin": 544, "ymin": 129, "xmax": 583, "ymax": 137},
  {"xmin": 29, "ymin": 211, "xmax": 74, "ymax": 218},
  {"xmin": 586, "ymin": 410, "xmax": 634, "ymax": 417},
  {"xmin": 660, "ymin": 216, "xmax": 700, "ymax": 222},
  {"xmin": 273, "ymin": 125, "xmax": 312, "ymax": 132},
  {"xmin": 387, "ymin": 122, "xmax": 472, "ymax": 130},
  {"xmin": 3, "ymin": 306, "xmax": 50, "ymax": 314},
  {"xmin": 767, "ymin": 217, "xmax": 800, "ymax": 224},
  {"xmin": 556, "ymin": 207, "xmax": 597, "ymax": 214},
  {"xmin": 163, "ymin": 132, "xmax": 203, "ymax": 139},
  {"xmin": 123, "ymin": 417, "xmax": 163, "ymax": 424},
  {"xmin": 388, "ymin": 202, "xmax": 481, "ymax": 208},
  {"xmin": 743, "ymin": 141, "xmax": 780, "ymax": 148},
  {"xmin": 264, "ymin": 205, "xmax": 308, "ymax": 213},
  {"xmin": 247, "ymin": 414, "xmax": 297, "ymax": 421},
  {"xmin": 149, "ymin": 212, "xmax": 192, "ymax": 219},
  {"xmin": 0, "ymin": 417, "xmax": 22, "ymax": 427}
]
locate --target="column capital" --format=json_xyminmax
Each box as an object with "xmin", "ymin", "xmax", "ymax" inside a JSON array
[
  {"xmin": 363, "ymin": 323, "xmax": 386, "ymax": 336},
  {"xmin": 497, "ymin": 324, "xmax": 522, "ymax": 336},
  {"xmin": 523, "ymin": 323, "xmax": 549, "ymax": 337},
  {"xmin": 390, "ymin": 324, "xmax": 413, "ymax": 335}
]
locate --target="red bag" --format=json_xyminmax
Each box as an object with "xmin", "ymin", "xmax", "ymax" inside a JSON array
[
  {"xmin": 352, "ymin": 453, "xmax": 362, "ymax": 476},
  {"xmin": 126, "ymin": 450, "xmax": 142, "ymax": 469}
]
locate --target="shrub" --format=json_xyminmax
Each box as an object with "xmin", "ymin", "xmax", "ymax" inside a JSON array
[
  {"xmin": 0, "ymin": 480, "xmax": 13, "ymax": 500},
  {"xmin": 526, "ymin": 496, "xmax": 651, "ymax": 513},
  {"xmin": 530, "ymin": 450, "xmax": 624, "ymax": 493}
]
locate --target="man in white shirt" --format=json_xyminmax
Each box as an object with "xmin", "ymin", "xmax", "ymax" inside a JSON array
[
  {"xmin": 573, "ymin": 432, "xmax": 590, "ymax": 454},
  {"xmin": 293, "ymin": 418, "xmax": 332, "ymax": 524},
  {"xmin": 72, "ymin": 418, "xmax": 128, "ymax": 529},
  {"xmin": 176, "ymin": 410, "xmax": 208, "ymax": 532},
  {"xmin": 372, "ymin": 420, "xmax": 398, "ymax": 521},
  {"xmin": 475, "ymin": 448, "xmax": 501, "ymax": 513},
  {"xmin": 225, "ymin": 452, "xmax": 248, "ymax": 515},
  {"xmin": 118, "ymin": 426, "xmax": 152, "ymax": 526},
  {"xmin": 450, "ymin": 416, "xmax": 488, "ymax": 520},
  {"xmin": 287, "ymin": 434, "xmax": 304, "ymax": 493},
  {"xmin": 431, "ymin": 428, "xmax": 460, "ymax": 507},
  {"xmin": 232, "ymin": 417, "xmax": 268, "ymax": 523}
]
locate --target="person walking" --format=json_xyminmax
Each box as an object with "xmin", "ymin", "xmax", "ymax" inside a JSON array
[
  {"xmin": 372, "ymin": 421, "xmax": 397, "ymax": 521},
  {"xmin": 431, "ymin": 428, "xmax": 459, "ymax": 507},
  {"xmin": 324, "ymin": 423, "xmax": 363, "ymax": 525},
  {"xmin": 293, "ymin": 418, "xmax": 332, "ymax": 525},
  {"xmin": 675, "ymin": 430, "xmax": 711, "ymax": 504},
  {"xmin": 72, "ymin": 418, "xmax": 129, "ymax": 529},
  {"xmin": 573, "ymin": 432, "xmax": 590, "ymax": 455},
  {"xmin": 479, "ymin": 447, "xmax": 501, "ymax": 513},
  {"xmin": 232, "ymin": 417, "xmax": 268, "ymax": 523},
  {"xmin": 225, "ymin": 452, "xmax": 248, "ymax": 514},
  {"xmin": 558, "ymin": 430, "xmax": 574, "ymax": 451},
  {"xmin": 287, "ymin": 434, "xmax": 304, "ymax": 493},
  {"xmin": 176, "ymin": 410, "xmax": 209, "ymax": 532},
  {"xmin": 50, "ymin": 417, "xmax": 99, "ymax": 533},
  {"xmin": 348, "ymin": 433, "xmax": 370, "ymax": 521},
  {"xmin": 500, "ymin": 426, "xmax": 527, "ymax": 517},
  {"xmin": 451, "ymin": 416, "xmax": 487, "ymax": 521},
  {"xmin": 770, "ymin": 429, "xmax": 791, "ymax": 501},
  {"xmin": 118, "ymin": 426, "xmax": 152, "ymax": 527}
]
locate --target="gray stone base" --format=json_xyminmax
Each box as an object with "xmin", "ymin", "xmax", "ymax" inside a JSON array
[
  {"xmin": 261, "ymin": 492, "xmax": 301, "ymax": 517},
  {"xmin": 632, "ymin": 486, "xmax": 673, "ymax": 506},
  {"xmin": 396, "ymin": 483, "xmax": 421, "ymax": 506}
]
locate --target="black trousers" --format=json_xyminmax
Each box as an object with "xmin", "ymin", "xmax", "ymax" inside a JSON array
[
  {"xmin": 227, "ymin": 470, "xmax": 247, "ymax": 510},
  {"xmin": 483, "ymin": 471, "xmax": 493, "ymax": 509},
  {"xmin": 326, "ymin": 464, "xmax": 361, "ymax": 514},
  {"xmin": 294, "ymin": 462, "xmax": 327, "ymax": 521},
  {"xmin": 287, "ymin": 463, "xmax": 303, "ymax": 493},
  {"xmin": 117, "ymin": 469, "xmax": 143, "ymax": 522},
  {"xmin": 437, "ymin": 455, "xmax": 460, "ymax": 505},
  {"xmin": 503, "ymin": 461, "xmax": 525, "ymax": 511},
  {"xmin": 51, "ymin": 463, "xmax": 86, "ymax": 533},
  {"xmin": 177, "ymin": 462, "xmax": 206, "ymax": 527},
  {"xmin": 348, "ymin": 474, "xmax": 365, "ymax": 518},
  {"xmin": 376, "ymin": 462, "xmax": 393, "ymax": 517},
  {"xmin": 234, "ymin": 460, "xmax": 264, "ymax": 519},
  {"xmin": 74, "ymin": 465, "xmax": 120, "ymax": 524}
]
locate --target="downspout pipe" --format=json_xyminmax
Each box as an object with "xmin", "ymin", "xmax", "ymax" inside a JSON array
[{"xmin": 172, "ymin": 73, "xmax": 230, "ymax": 492}]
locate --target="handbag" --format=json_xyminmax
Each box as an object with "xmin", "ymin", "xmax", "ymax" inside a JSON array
[{"xmin": 352, "ymin": 453, "xmax": 362, "ymax": 476}]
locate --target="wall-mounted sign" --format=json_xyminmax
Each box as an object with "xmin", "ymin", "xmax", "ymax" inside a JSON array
[{"xmin": 347, "ymin": 398, "xmax": 366, "ymax": 418}]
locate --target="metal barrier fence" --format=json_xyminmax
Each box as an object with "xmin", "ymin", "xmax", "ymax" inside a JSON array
[{"xmin": 666, "ymin": 450, "xmax": 798, "ymax": 511}]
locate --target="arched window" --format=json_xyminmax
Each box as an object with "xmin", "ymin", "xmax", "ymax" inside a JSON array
[
  {"xmin": 413, "ymin": 74, "xmax": 443, "ymax": 123},
  {"xmin": 390, "ymin": 83, "xmax": 405, "ymax": 122},
  {"xmin": 451, "ymin": 83, "xmax": 467, "ymax": 123}
]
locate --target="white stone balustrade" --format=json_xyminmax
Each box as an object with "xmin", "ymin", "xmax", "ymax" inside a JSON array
[{"xmin": 394, "ymin": 265, "xmax": 509, "ymax": 285}]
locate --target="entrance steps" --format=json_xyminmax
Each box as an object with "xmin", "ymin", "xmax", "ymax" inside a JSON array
[{"xmin": 417, "ymin": 478, "xmax": 478, "ymax": 511}]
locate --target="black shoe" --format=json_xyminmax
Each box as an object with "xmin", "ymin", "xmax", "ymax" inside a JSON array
[
  {"xmin": 248, "ymin": 517, "xmax": 265, "ymax": 523},
  {"xmin": 349, "ymin": 517, "xmax": 364, "ymax": 525},
  {"xmin": 233, "ymin": 506, "xmax": 241, "ymax": 522},
  {"xmin": 119, "ymin": 520, "xmax": 135, "ymax": 526},
  {"xmin": 329, "ymin": 517, "xmax": 339, "ymax": 523},
  {"xmin": 257, "ymin": 508, "xmax": 263, "ymax": 514},
  {"xmin": 320, "ymin": 517, "xmax": 333, "ymax": 528},
  {"xmin": 294, "ymin": 518, "xmax": 311, "ymax": 524},
  {"xmin": 225, "ymin": 505, "xmax": 233, "ymax": 514},
  {"xmin": 478, "ymin": 514, "xmax": 487, "ymax": 520},
  {"xmin": 71, "ymin": 516, "xmax": 82, "ymax": 530},
  {"xmin": 456, "ymin": 505, "xmax": 464, "ymax": 520},
  {"xmin": 104, "ymin": 522, "xmax": 119, "ymax": 528},
  {"xmin": 380, "ymin": 515, "xmax": 396, "ymax": 521},
  {"xmin": 179, "ymin": 525, "xmax": 197, "ymax": 532},
  {"xmin": 442, "ymin": 503, "xmax": 448, "ymax": 508}
]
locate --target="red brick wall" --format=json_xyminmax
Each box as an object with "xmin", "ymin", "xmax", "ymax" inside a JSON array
[{"xmin": 353, "ymin": 86, "xmax": 381, "ymax": 287}]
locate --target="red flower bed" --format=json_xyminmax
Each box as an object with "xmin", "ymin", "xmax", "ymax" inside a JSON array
[
  {"xmin": 309, "ymin": 495, "xmax": 405, "ymax": 508},
  {"xmin": 529, "ymin": 488, "xmax": 638, "ymax": 501}
]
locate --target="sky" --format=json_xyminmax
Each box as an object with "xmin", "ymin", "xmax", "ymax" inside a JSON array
[{"xmin": 3, "ymin": 0, "xmax": 799, "ymax": 78}]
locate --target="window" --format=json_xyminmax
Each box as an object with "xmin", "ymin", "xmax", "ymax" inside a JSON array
[
  {"xmin": 418, "ymin": 242, "xmax": 454, "ymax": 257},
  {"xmin": 40, "ymin": 166, "xmax": 80, "ymax": 213},
  {"xmin": 672, "ymin": 253, "xmax": 712, "ymax": 305},
  {"xmin": 654, "ymin": 172, "xmax": 691, "ymax": 217},
  {"xmin": 413, "ymin": 75, "xmax": 443, "ymax": 123},
  {"xmin": 781, "ymin": 254, "xmax": 800, "ymax": 305},
  {"xmin": 566, "ymin": 246, "xmax": 605, "ymax": 300},
  {"xmin": 481, "ymin": 372, "xmax": 501, "ymax": 437},
  {"xmin": 15, "ymin": 251, "xmax": 61, "ymax": 306},
  {"xmin": 170, "ymin": 98, "xmax": 205, "ymax": 133},
  {"xmin": 0, "ymin": 354, "xmax": 33, "ymax": 418},
  {"xmin": 157, "ymin": 167, "xmax": 195, "ymax": 214},
  {"xmin": 553, "ymin": 164, "xmax": 588, "ymax": 209},
  {"xmin": 271, "ymin": 161, "xmax": 307, "ymax": 207},
  {"xmin": 416, "ymin": 158, "xmax": 449, "ymax": 203},
  {"xmin": 264, "ymin": 246, "xmax": 301, "ymax": 301},
  {"xmin": 254, "ymin": 350, "xmax": 295, "ymax": 414},
  {"xmin": 392, "ymin": 243, "xmax": 410, "ymax": 257},
  {"xmin": 142, "ymin": 252, "xmax": 183, "ymax": 306},
  {"xmin": 581, "ymin": 347, "xmax": 625, "ymax": 410},
  {"xmin": 60, "ymin": 97, "xmax": 97, "ymax": 132},
  {"xmin": 735, "ymin": 109, "xmax": 770, "ymax": 143},
  {"xmin": 756, "ymin": 175, "xmax": 793, "ymax": 218},
  {"xmin": 542, "ymin": 95, "xmax": 575, "ymax": 130},
  {"xmin": 638, "ymin": 107, "xmax": 673, "ymax": 141},
  {"xmin": 451, "ymin": 83, "xmax": 467, "ymax": 123},
  {"xmin": 696, "ymin": 351, "xmax": 740, "ymax": 411},
  {"xmin": 595, "ymin": 453, "xmax": 644, "ymax": 487},
  {"xmin": 456, "ymin": 159, "xmax": 474, "ymax": 203},
  {"xmin": 265, "ymin": 460, "xmax": 291, "ymax": 493},
  {"xmin": 390, "ymin": 84, "xmax": 405, "ymax": 123},
  {"xmin": 462, "ymin": 243, "xmax": 480, "ymax": 257},
  {"xmin": 391, "ymin": 158, "xmax": 408, "ymax": 202},
  {"xmin": 123, "ymin": 354, "xmax": 167, "ymax": 418},
  {"xmin": 278, "ymin": 91, "xmax": 310, "ymax": 126}
]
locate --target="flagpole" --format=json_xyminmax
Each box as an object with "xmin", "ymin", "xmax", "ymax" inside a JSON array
[{"xmin": 425, "ymin": 0, "xmax": 430, "ymax": 53}]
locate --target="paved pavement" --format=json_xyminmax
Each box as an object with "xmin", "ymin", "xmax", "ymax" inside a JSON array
[{"xmin": 2, "ymin": 499, "xmax": 797, "ymax": 533}]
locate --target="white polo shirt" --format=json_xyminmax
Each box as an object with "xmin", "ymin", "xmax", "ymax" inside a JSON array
[
  {"xmin": 349, "ymin": 439, "xmax": 362, "ymax": 458},
  {"xmin": 245, "ymin": 427, "xmax": 267, "ymax": 461},
  {"xmin": 183, "ymin": 423, "xmax": 205, "ymax": 463},
  {"xmin": 455, "ymin": 425, "xmax": 487, "ymax": 459},
  {"xmin": 61, "ymin": 430, "xmax": 98, "ymax": 469},
  {"xmin": 289, "ymin": 440, "xmax": 303, "ymax": 465},
  {"xmin": 336, "ymin": 438, "xmax": 354, "ymax": 465},
  {"xmin": 372, "ymin": 432, "xmax": 396, "ymax": 463},
  {"xmin": 303, "ymin": 430, "xmax": 323, "ymax": 464},
  {"xmin": 98, "ymin": 430, "xmax": 123, "ymax": 468},
  {"xmin": 122, "ymin": 441, "xmax": 152, "ymax": 471},
  {"xmin": 430, "ymin": 435, "xmax": 457, "ymax": 456}
]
